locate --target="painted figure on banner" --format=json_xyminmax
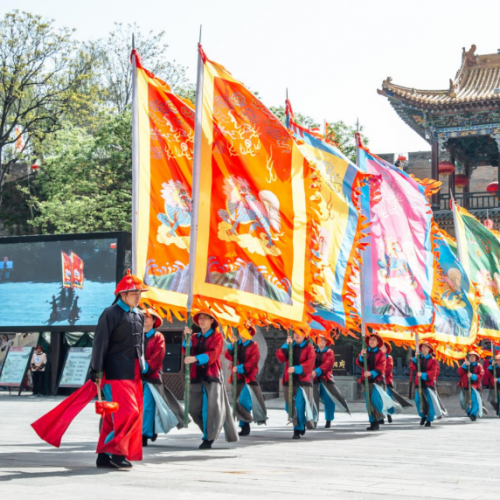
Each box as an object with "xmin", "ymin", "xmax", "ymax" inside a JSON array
[
  {"xmin": 218, "ymin": 176, "xmax": 281, "ymax": 254},
  {"xmin": 157, "ymin": 179, "xmax": 192, "ymax": 250}
]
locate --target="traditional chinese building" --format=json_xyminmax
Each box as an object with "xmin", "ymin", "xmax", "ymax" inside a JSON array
[{"xmin": 378, "ymin": 45, "xmax": 500, "ymax": 231}]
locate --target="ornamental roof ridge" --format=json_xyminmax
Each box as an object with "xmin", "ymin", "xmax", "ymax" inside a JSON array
[{"xmin": 378, "ymin": 45, "xmax": 500, "ymax": 108}]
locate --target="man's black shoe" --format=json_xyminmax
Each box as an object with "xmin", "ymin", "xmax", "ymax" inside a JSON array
[
  {"xmin": 420, "ymin": 417, "xmax": 426, "ymax": 426},
  {"xmin": 110, "ymin": 455, "xmax": 133, "ymax": 469},
  {"xmin": 96, "ymin": 453, "xmax": 114, "ymax": 468},
  {"xmin": 424, "ymin": 421, "xmax": 431, "ymax": 427},
  {"xmin": 379, "ymin": 419, "xmax": 385, "ymax": 424},
  {"xmin": 299, "ymin": 429, "xmax": 306, "ymax": 436},
  {"xmin": 199, "ymin": 440, "xmax": 213, "ymax": 449},
  {"xmin": 366, "ymin": 422, "xmax": 375, "ymax": 431},
  {"xmin": 387, "ymin": 415, "xmax": 393, "ymax": 423},
  {"xmin": 239, "ymin": 423, "xmax": 250, "ymax": 436},
  {"xmin": 470, "ymin": 415, "xmax": 477, "ymax": 421},
  {"xmin": 292, "ymin": 430, "xmax": 301, "ymax": 439},
  {"xmin": 325, "ymin": 421, "xmax": 331, "ymax": 429},
  {"xmin": 151, "ymin": 433, "xmax": 158, "ymax": 442},
  {"xmin": 142, "ymin": 436, "xmax": 148, "ymax": 447}
]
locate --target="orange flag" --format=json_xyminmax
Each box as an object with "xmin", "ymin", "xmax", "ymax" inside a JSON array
[
  {"xmin": 189, "ymin": 46, "xmax": 321, "ymax": 330},
  {"xmin": 132, "ymin": 51, "xmax": 194, "ymax": 320},
  {"xmin": 71, "ymin": 253, "xmax": 84, "ymax": 289}
]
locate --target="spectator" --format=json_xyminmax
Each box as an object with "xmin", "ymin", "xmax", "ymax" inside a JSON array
[{"xmin": 31, "ymin": 345, "xmax": 47, "ymax": 396}]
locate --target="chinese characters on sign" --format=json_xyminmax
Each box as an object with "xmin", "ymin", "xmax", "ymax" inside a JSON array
[{"xmin": 59, "ymin": 347, "xmax": 92, "ymax": 388}]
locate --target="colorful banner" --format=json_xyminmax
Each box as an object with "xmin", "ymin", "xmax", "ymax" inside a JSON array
[
  {"xmin": 132, "ymin": 51, "xmax": 194, "ymax": 319},
  {"xmin": 286, "ymin": 104, "xmax": 366, "ymax": 332},
  {"xmin": 71, "ymin": 253, "xmax": 84, "ymax": 289},
  {"xmin": 356, "ymin": 140, "xmax": 435, "ymax": 331},
  {"xmin": 61, "ymin": 252, "xmax": 72, "ymax": 288},
  {"xmin": 454, "ymin": 203, "xmax": 500, "ymax": 341},
  {"xmin": 432, "ymin": 227, "xmax": 477, "ymax": 347},
  {"xmin": 190, "ymin": 47, "xmax": 321, "ymax": 329}
]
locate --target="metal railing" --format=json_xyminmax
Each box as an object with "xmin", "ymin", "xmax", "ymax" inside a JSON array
[{"xmin": 438, "ymin": 191, "xmax": 499, "ymax": 210}]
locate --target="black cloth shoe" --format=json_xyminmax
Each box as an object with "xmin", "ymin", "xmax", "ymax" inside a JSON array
[
  {"xmin": 299, "ymin": 429, "xmax": 306, "ymax": 436},
  {"xmin": 110, "ymin": 455, "xmax": 132, "ymax": 469},
  {"xmin": 366, "ymin": 422, "xmax": 375, "ymax": 431},
  {"xmin": 325, "ymin": 421, "xmax": 331, "ymax": 429},
  {"xmin": 96, "ymin": 453, "xmax": 114, "ymax": 468},
  {"xmin": 199, "ymin": 440, "xmax": 213, "ymax": 450},
  {"xmin": 387, "ymin": 415, "xmax": 393, "ymax": 423},
  {"xmin": 151, "ymin": 433, "xmax": 158, "ymax": 442},
  {"xmin": 420, "ymin": 417, "xmax": 426, "ymax": 426},
  {"xmin": 239, "ymin": 423, "xmax": 251, "ymax": 436},
  {"xmin": 292, "ymin": 430, "xmax": 301, "ymax": 440},
  {"xmin": 470, "ymin": 415, "xmax": 477, "ymax": 421},
  {"xmin": 424, "ymin": 421, "xmax": 431, "ymax": 427},
  {"xmin": 142, "ymin": 436, "xmax": 148, "ymax": 447},
  {"xmin": 379, "ymin": 419, "xmax": 385, "ymax": 424}
]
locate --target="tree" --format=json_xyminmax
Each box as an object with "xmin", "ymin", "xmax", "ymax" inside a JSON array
[
  {"xmin": 326, "ymin": 121, "xmax": 369, "ymax": 164},
  {"xmin": 0, "ymin": 11, "xmax": 95, "ymax": 204},
  {"xmin": 269, "ymin": 105, "xmax": 320, "ymax": 130},
  {"xmin": 96, "ymin": 23, "xmax": 192, "ymax": 112},
  {"xmin": 20, "ymin": 110, "xmax": 132, "ymax": 233}
]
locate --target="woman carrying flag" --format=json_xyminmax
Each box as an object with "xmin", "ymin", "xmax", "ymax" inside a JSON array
[
  {"xmin": 142, "ymin": 307, "xmax": 186, "ymax": 446},
  {"xmin": 457, "ymin": 351, "xmax": 484, "ymax": 421},
  {"xmin": 356, "ymin": 333, "xmax": 392, "ymax": 431},
  {"xmin": 410, "ymin": 342, "xmax": 445, "ymax": 427},
  {"xmin": 183, "ymin": 311, "xmax": 238, "ymax": 449},
  {"xmin": 276, "ymin": 331, "xmax": 316, "ymax": 439},
  {"xmin": 224, "ymin": 324, "xmax": 267, "ymax": 437},
  {"xmin": 312, "ymin": 333, "xmax": 350, "ymax": 428}
]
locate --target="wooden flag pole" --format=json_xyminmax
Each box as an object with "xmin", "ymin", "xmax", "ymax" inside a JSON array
[
  {"xmin": 415, "ymin": 334, "xmax": 423, "ymax": 415},
  {"xmin": 232, "ymin": 327, "xmax": 239, "ymax": 420},
  {"xmin": 288, "ymin": 330, "xmax": 294, "ymax": 421},
  {"xmin": 492, "ymin": 341, "xmax": 498, "ymax": 411},
  {"xmin": 467, "ymin": 350, "xmax": 472, "ymax": 414}
]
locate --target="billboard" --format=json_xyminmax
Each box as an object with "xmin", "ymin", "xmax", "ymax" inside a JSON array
[{"xmin": 0, "ymin": 232, "xmax": 130, "ymax": 331}]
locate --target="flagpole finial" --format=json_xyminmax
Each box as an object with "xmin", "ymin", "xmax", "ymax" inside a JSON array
[
  {"xmin": 132, "ymin": 33, "xmax": 135, "ymax": 50},
  {"xmin": 199, "ymin": 25, "xmax": 202, "ymax": 44},
  {"xmin": 356, "ymin": 118, "xmax": 360, "ymax": 133},
  {"xmin": 286, "ymin": 88, "xmax": 288, "ymax": 100}
]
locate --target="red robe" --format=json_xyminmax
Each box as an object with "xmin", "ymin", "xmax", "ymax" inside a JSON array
[
  {"xmin": 457, "ymin": 361, "xmax": 484, "ymax": 390},
  {"xmin": 276, "ymin": 341, "xmax": 315, "ymax": 386},
  {"xmin": 410, "ymin": 355, "xmax": 438, "ymax": 388},
  {"xmin": 183, "ymin": 329, "xmax": 223, "ymax": 382},
  {"xmin": 224, "ymin": 339, "xmax": 260, "ymax": 383},
  {"xmin": 356, "ymin": 348, "xmax": 386, "ymax": 384},
  {"xmin": 483, "ymin": 359, "xmax": 493, "ymax": 388},
  {"xmin": 143, "ymin": 331, "xmax": 165, "ymax": 383},
  {"xmin": 315, "ymin": 348, "xmax": 334, "ymax": 383},
  {"xmin": 385, "ymin": 354, "xmax": 394, "ymax": 387}
]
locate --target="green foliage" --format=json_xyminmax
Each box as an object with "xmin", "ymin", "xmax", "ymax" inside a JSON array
[
  {"xmin": 20, "ymin": 110, "xmax": 132, "ymax": 233},
  {"xmin": 326, "ymin": 121, "xmax": 369, "ymax": 164},
  {"xmin": 269, "ymin": 105, "xmax": 320, "ymax": 130}
]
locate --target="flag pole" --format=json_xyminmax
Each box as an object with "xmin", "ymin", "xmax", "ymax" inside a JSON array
[
  {"xmin": 492, "ymin": 340, "xmax": 498, "ymax": 411},
  {"xmin": 415, "ymin": 333, "xmax": 423, "ymax": 415},
  {"xmin": 184, "ymin": 26, "xmax": 204, "ymax": 427},
  {"xmin": 232, "ymin": 327, "xmax": 239, "ymax": 420},
  {"xmin": 355, "ymin": 125, "xmax": 371, "ymax": 420},
  {"xmin": 131, "ymin": 34, "xmax": 139, "ymax": 275}
]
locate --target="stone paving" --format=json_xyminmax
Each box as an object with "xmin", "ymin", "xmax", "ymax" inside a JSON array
[{"xmin": 0, "ymin": 392, "xmax": 499, "ymax": 500}]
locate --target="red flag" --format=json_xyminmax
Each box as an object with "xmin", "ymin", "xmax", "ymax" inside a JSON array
[
  {"xmin": 71, "ymin": 253, "xmax": 84, "ymax": 289},
  {"xmin": 61, "ymin": 252, "xmax": 72, "ymax": 288}
]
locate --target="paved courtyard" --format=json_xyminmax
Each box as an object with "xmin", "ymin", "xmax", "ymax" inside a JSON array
[{"xmin": 0, "ymin": 393, "xmax": 499, "ymax": 500}]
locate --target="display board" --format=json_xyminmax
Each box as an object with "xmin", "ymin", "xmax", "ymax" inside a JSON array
[
  {"xmin": 58, "ymin": 347, "xmax": 92, "ymax": 388},
  {"xmin": 0, "ymin": 346, "xmax": 33, "ymax": 387},
  {"xmin": 0, "ymin": 232, "xmax": 131, "ymax": 332}
]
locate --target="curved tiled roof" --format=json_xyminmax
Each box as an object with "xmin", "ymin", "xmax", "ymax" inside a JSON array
[{"xmin": 379, "ymin": 47, "xmax": 500, "ymax": 108}]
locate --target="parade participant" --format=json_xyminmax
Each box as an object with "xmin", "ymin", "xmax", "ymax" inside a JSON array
[
  {"xmin": 457, "ymin": 351, "xmax": 484, "ymax": 421},
  {"xmin": 142, "ymin": 307, "xmax": 185, "ymax": 446},
  {"xmin": 410, "ymin": 342, "xmax": 444, "ymax": 427},
  {"xmin": 312, "ymin": 333, "xmax": 350, "ymax": 428},
  {"xmin": 276, "ymin": 331, "xmax": 316, "ymax": 439},
  {"xmin": 356, "ymin": 333, "xmax": 392, "ymax": 431},
  {"xmin": 183, "ymin": 311, "xmax": 238, "ymax": 449},
  {"xmin": 90, "ymin": 270, "xmax": 147, "ymax": 469},
  {"xmin": 224, "ymin": 323, "xmax": 267, "ymax": 436},
  {"xmin": 31, "ymin": 345, "xmax": 47, "ymax": 397},
  {"xmin": 31, "ymin": 270, "xmax": 148, "ymax": 470},
  {"xmin": 485, "ymin": 351, "xmax": 500, "ymax": 416}
]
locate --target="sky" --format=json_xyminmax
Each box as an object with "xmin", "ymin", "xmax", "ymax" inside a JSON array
[{"xmin": 3, "ymin": 0, "xmax": 500, "ymax": 155}]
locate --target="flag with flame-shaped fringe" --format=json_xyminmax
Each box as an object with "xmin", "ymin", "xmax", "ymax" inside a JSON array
[
  {"xmin": 188, "ymin": 46, "xmax": 321, "ymax": 330},
  {"xmin": 286, "ymin": 101, "xmax": 369, "ymax": 335},
  {"xmin": 131, "ymin": 50, "xmax": 194, "ymax": 320},
  {"xmin": 453, "ymin": 202, "xmax": 500, "ymax": 341}
]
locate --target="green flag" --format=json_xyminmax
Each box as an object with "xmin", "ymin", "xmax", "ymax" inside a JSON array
[{"xmin": 453, "ymin": 203, "xmax": 500, "ymax": 341}]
